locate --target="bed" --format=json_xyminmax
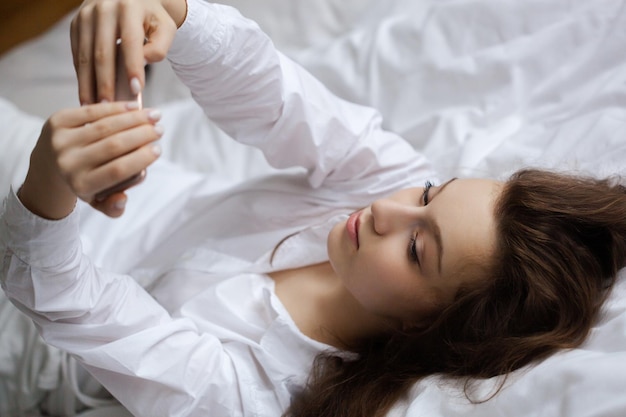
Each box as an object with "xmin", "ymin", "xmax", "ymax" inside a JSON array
[{"xmin": 1, "ymin": 0, "xmax": 625, "ymax": 416}]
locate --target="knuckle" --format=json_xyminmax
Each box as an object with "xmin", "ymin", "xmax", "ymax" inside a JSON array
[
  {"xmin": 50, "ymin": 135, "xmax": 67, "ymax": 156},
  {"xmin": 47, "ymin": 113, "xmax": 62, "ymax": 129},
  {"xmin": 93, "ymin": 0, "xmax": 118, "ymax": 19},
  {"xmin": 118, "ymin": 0, "xmax": 131, "ymax": 11},
  {"xmin": 83, "ymin": 105, "xmax": 98, "ymax": 120},
  {"xmin": 104, "ymin": 137, "xmax": 125, "ymax": 155},
  {"xmin": 69, "ymin": 176, "xmax": 88, "ymax": 196},
  {"xmin": 92, "ymin": 121, "xmax": 111, "ymax": 137},
  {"xmin": 98, "ymin": 0, "xmax": 116, "ymax": 12},
  {"xmin": 108, "ymin": 164, "xmax": 127, "ymax": 182},
  {"xmin": 48, "ymin": 108, "xmax": 75, "ymax": 128},
  {"xmin": 148, "ymin": 48, "xmax": 167, "ymax": 62},
  {"xmin": 56, "ymin": 155, "xmax": 71, "ymax": 174},
  {"xmin": 79, "ymin": 91, "xmax": 92, "ymax": 105},
  {"xmin": 96, "ymin": 83, "xmax": 114, "ymax": 103},
  {"xmin": 93, "ymin": 48, "xmax": 107, "ymax": 66},
  {"xmin": 77, "ymin": 4, "xmax": 94, "ymax": 22},
  {"xmin": 145, "ymin": 44, "xmax": 168, "ymax": 63},
  {"xmin": 99, "ymin": 79, "xmax": 114, "ymax": 95},
  {"xmin": 77, "ymin": 51, "xmax": 91, "ymax": 67}
]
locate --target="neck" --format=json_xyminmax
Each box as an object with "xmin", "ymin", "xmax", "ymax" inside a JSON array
[{"xmin": 271, "ymin": 262, "xmax": 397, "ymax": 350}]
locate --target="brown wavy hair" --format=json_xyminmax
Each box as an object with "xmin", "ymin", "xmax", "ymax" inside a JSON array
[{"xmin": 285, "ymin": 169, "xmax": 626, "ymax": 417}]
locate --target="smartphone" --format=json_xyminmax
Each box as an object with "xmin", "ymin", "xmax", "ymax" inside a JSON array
[
  {"xmin": 113, "ymin": 42, "xmax": 143, "ymax": 105},
  {"xmin": 94, "ymin": 43, "xmax": 146, "ymax": 203}
]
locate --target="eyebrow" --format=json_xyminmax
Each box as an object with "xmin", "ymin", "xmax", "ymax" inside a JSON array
[{"xmin": 429, "ymin": 178, "xmax": 457, "ymax": 274}]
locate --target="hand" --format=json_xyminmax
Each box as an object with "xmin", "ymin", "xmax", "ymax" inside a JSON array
[
  {"xmin": 19, "ymin": 102, "xmax": 163, "ymax": 219},
  {"xmin": 70, "ymin": 0, "xmax": 188, "ymax": 104}
]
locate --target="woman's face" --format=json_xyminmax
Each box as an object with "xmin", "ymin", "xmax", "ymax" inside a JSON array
[{"xmin": 327, "ymin": 178, "xmax": 502, "ymax": 325}]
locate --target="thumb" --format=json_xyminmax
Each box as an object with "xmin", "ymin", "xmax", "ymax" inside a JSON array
[
  {"xmin": 143, "ymin": 11, "xmax": 178, "ymax": 63},
  {"xmin": 90, "ymin": 192, "xmax": 128, "ymax": 218}
]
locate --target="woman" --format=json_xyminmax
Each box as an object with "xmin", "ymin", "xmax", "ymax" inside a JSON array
[{"xmin": 1, "ymin": 0, "xmax": 625, "ymax": 416}]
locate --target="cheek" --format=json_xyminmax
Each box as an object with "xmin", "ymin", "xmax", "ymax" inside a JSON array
[
  {"xmin": 327, "ymin": 226, "xmax": 436, "ymax": 320},
  {"xmin": 357, "ymin": 248, "xmax": 442, "ymax": 320},
  {"xmin": 350, "ymin": 250, "xmax": 416, "ymax": 310},
  {"xmin": 358, "ymin": 240, "xmax": 408, "ymax": 283}
]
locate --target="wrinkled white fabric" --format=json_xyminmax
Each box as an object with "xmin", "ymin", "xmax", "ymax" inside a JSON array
[
  {"xmin": 0, "ymin": 1, "xmax": 435, "ymax": 416},
  {"xmin": 0, "ymin": 289, "xmax": 61, "ymax": 415},
  {"xmin": 2, "ymin": 0, "xmax": 626, "ymax": 416}
]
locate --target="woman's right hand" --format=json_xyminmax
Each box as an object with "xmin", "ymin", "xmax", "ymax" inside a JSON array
[
  {"xmin": 70, "ymin": 0, "xmax": 188, "ymax": 105},
  {"xmin": 18, "ymin": 102, "xmax": 163, "ymax": 219}
]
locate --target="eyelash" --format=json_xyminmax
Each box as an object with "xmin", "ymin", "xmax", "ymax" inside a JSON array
[
  {"xmin": 408, "ymin": 236, "xmax": 420, "ymax": 266},
  {"xmin": 422, "ymin": 180, "xmax": 434, "ymax": 206},
  {"xmin": 410, "ymin": 180, "xmax": 434, "ymax": 266}
]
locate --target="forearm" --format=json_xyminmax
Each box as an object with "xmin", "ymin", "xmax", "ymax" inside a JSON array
[
  {"xmin": 167, "ymin": 1, "xmax": 381, "ymax": 179},
  {"xmin": 167, "ymin": 0, "xmax": 436, "ymax": 192},
  {"xmin": 0, "ymin": 187, "xmax": 240, "ymax": 417},
  {"xmin": 166, "ymin": 0, "xmax": 281, "ymax": 142}
]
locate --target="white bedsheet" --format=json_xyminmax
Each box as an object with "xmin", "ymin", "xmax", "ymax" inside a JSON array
[{"xmin": 1, "ymin": 0, "xmax": 625, "ymax": 416}]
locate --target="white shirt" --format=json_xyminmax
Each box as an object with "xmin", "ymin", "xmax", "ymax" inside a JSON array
[{"xmin": 0, "ymin": 1, "xmax": 437, "ymax": 416}]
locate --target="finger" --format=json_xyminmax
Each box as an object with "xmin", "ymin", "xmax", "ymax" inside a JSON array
[
  {"xmin": 119, "ymin": 1, "xmax": 148, "ymax": 93},
  {"xmin": 70, "ymin": 14, "xmax": 80, "ymax": 73},
  {"xmin": 94, "ymin": 170, "xmax": 145, "ymax": 202},
  {"xmin": 81, "ymin": 122, "xmax": 163, "ymax": 167},
  {"xmin": 142, "ymin": 9, "xmax": 177, "ymax": 63},
  {"xmin": 82, "ymin": 142, "xmax": 161, "ymax": 198},
  {"xmin": 54, "ymin": 116, "xmax": 159, "ymax": 183},
  {"xmin": 72, "ymin": 107, "xmax": 162, "ymax": 149},
  {"xmin": 90, "ymin": 192, "xmax": 128, "ymax": 218},
  {"xmin": 53, "ymin": 101, "xmax": 139, "ymax": 129},
  {"xmin": 93, "ymin": 1, "xmax": 120, "ymax": 102},
  {"xmin": 76, "ymin": 5, "xmax": 97, "ymax": 105}
]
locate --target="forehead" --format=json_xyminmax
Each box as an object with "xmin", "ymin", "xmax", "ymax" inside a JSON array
[{"xmin": 434, "ymin": 178, "xmax": 502, "ymax": 293}]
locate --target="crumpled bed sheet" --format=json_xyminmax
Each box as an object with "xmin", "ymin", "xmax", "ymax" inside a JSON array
[{"xmin": 0, "ymin": 0, "xmax": 625, "ymax": 416}]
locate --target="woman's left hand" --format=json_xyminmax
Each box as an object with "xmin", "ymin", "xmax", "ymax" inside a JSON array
[{"xmin": 70, "ymin": 0, "xmax": 187, "ymax": 105}]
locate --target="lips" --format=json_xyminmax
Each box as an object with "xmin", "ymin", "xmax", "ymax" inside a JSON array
[{"xmin": 346, "ymin": 210, "xmax": 361, "ymax": 249}]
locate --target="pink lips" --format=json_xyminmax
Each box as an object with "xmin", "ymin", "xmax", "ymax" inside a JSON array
[{"xmin": 346, "ymin": 210, "xmax": 361, "ymax": 249}]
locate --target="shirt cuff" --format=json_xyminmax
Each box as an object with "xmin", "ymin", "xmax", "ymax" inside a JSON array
[
  {"xmin": 1, "ymin": 186, "xmax": 80, "ymax": 268},
  {"xmin": 167, "ymin": 0, "xmax": 225, "ymax": 66}
]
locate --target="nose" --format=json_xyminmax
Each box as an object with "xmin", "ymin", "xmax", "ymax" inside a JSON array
[{"xmin": 370, "ymin": 198, "xmax": 422, "ymax": 235}]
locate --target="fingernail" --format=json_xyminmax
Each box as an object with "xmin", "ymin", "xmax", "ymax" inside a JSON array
[
  {"xmin": 100, "ymin": 99, "xmax": 110, "ymax": 104},
  {"xmin": 126, "ymin": 101, "xmax": 139, "ymax": 110},
  {"xmin": 152, "ymin": 144, "xmax": 162, "ymax": 156},
  {"xmin": 130, "ymin": 77, "xmax": 142, "ymax": 95},
  {"xmin": 114, "ymin": 198, "xmax": 127, "ymax": 210},
  {"xmin": 148, "ymin": 109, "xmax": 162, "ymax": 121},
  {"xmin": 154, "ymin": 125, "xmax": 164, "ymax": 136}
]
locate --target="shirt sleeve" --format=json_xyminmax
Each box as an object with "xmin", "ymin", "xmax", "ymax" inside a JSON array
[
  {"xmin": 0, "ymin": 188, "xmax": 246, "ymax": 417},
  {"xmin": 167, "ymin": 0, "xmax": 438, "ymax": 193}
]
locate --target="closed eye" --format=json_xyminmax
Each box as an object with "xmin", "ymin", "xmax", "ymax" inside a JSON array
[
  {"xmin": 422, "ymin": 180, "xmax": 434, "ymax": 206},
  {"xmin": 408, "ymin": 235, "xmax": 420, "ymax": 266}
]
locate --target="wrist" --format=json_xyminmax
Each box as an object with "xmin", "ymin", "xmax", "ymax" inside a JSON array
[{"xmin": 18, "ymin": 147, "xmax": 77, "ymax": 220}]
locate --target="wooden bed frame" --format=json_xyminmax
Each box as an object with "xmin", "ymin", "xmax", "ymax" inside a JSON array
[{"xmin": 0, "ymin": 0, "xmax": 82, "ymax": 56}]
